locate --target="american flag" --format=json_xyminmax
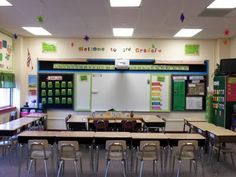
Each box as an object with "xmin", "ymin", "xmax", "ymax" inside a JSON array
[{"xmin": 27, "ymin": 49, "xmax": 33, "ymax": 69}]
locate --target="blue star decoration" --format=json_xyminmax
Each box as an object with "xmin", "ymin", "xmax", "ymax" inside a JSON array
[
  {"xmin": 83, "ymin": 35, "xmax": 90, "ymax": 42},
  {"xmin": 180, "ymin": 13, "xmax": 185, "ymax": 23}
]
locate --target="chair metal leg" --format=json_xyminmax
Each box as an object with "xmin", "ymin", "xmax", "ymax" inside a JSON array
[
  {"xmin": 89, "ymin": 145, "xmax": 94, "ymax": 172},
  {"xmin": 135, "ymin": 158, "xmax": 138, "ymax": 174},
  {"xmin": 56, "ymin": 160, "xmax": 63, "ymax": 177},
  {"xmin": 172, "ymin": 156, "xmax": 175, "ymax": 174},
  {"xmin": 104, "ymin": 160, "xmax": 111, "ymax": 177},
  {"xmin": 192, "ymin": 160, "xmax": 197, "ymax": 177},
  {"xmin": 155, "ymin": 160, "xmax": 158, "ymax": 176},
  {"xmin": 80, "ymin": 157, "xmax": 83, "ymax": 174},
  {"xmin": 230, "ymin": 152, "xmax": 235, "ymax": 166},
  {"xmin": 190, "ymin": 160, "xmax": 192, "ymax": 173},
  {"xmin": 27, "ymin": 159, "xmax": 33, "ymax": 177},
  {"xmin": 121, "ymin": 160, "xmax": 127, "ymax": 177},
  {"xmin": 153, "ymin": 160, "xmax": 155, "ymax": 175},
  {"xmin": 96, "ymin": 145, "xmax": 99, "ymax": 172},
  {"xmin": 43, "ymin": 160, "xmax": 48, "ymax": 177},
  {"xmin": 176, "ymin": 160, "xmax": 182, "ymax": 177},
  {"xmin": 74, "ymin": 161, "xmax": 79, "ymax": 177},
  {"xmin": 139, "ymin": 160, "xmax": 144, "ymax": 177}
]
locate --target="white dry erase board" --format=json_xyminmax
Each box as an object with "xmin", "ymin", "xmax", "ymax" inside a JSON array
[
  {"xmin": 74, "ymin": 72, "xmax": 171, "ymax": 112},
  {"xmin": 74, "ymin": 73, "xmax": 92, "ymax": 111}
]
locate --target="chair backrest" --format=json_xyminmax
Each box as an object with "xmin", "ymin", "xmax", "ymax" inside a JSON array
[
  {"xmin": 106, "ymin": 140, "xmax": 127, "ymax": 160},
  {"xmin": 65, "ymin": 115, "xmax": 71, "ymax": 130},
  {"xmin": 58, "ymin": 141, "xmax": 79, "ymax": 159},
  {"xmin": 139, "ymin": 141, "xmax": 160, "ymax": 160},
  {"xmin": 121, "ymin": 120, "xmax": 136, "ymax": 132},
  {"xmin": 94, "ymin": 119, "xmax": 109, "ymax": 131},
  {"xmin": 9, "ymin": 111, "xmax": 17, "ymax": 121},
  {"xmin": 28, "ymin": 139, "xmax": 49, "ymax": 158},
  {"xmin": 177, "ymin": 140, "xmax": 198, "ymax": 159}
]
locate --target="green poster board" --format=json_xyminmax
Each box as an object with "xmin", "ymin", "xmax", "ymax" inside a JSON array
[
  {"xmin": 173, "ymin": 80, "xmax": 186, "ymax": 111},
  {"xmin": 185, "ymin": 44, "xmax": 199, "ymax": 55}
]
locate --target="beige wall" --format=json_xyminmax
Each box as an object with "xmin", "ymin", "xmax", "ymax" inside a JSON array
[{"xmin": 11, "ymin": 37, "xmax": 219, "ymax": 129}]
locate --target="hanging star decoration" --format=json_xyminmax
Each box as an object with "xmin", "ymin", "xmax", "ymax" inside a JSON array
[
  {"xmin": 83, "ymin": 35, "xmax": 90, "ymax": 42},
  {"xmin": 223, "ymin": 29, "xmax": 230, "ymax": 45},
  {"xmin": 13, "ymin": 33, "xmax": 18, "ymax": 39},
  {"xmin": 180, "ymin": 12, "xmax": 185, "ymax": 23},
  {"xmin": 224, "ymin": 29, "xmax": 230, "ymax": 36},
  {"xmin": 36, "ymin": 16, "xmax": 44, "ymax": 24}
]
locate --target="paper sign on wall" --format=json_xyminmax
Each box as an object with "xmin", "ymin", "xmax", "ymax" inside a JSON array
[
  {"xmin": 185, "ymin": 44, "xmax": 199, "ymax": 55},
  {"xmin": 42, "ymin": 42, "xmax": 57, "ymax": 52}
]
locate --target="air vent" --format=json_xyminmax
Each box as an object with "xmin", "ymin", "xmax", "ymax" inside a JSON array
[{"xmin": 199, "ymin": 9, "xmax": 233, "ymax": 17}]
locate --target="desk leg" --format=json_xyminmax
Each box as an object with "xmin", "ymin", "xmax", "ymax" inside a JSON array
[{"xmin": 18, "ymin": 144, "xmax": 23, "ymax": 177}]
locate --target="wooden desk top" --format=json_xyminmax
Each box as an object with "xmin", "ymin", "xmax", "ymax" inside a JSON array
[
  {"xmin": 165, "ymin": 133, "xmax": 205, "ymax": 140},
  {"xmin": 208, "ymin": 126, "xmax": 236, "ymax": 137},
  {"xmin": 67, "ymin": 115, "xmax": 88, "ymax": 123},
  {"xmin": 94, "ymin": 132, "xmax": 131, "ymax": 138},
  {"xmin": 18, "ymin": 130, "xmax": 60, "ymax": 137},
  {"xmin": 184, "ymin": 117, "xmax": 206, "ymax": 122},
  {"xmin": 26, "ymin": 113, "xmax": 47, "ymax": 118},
  {"xmin": 131, "ymin": 133, "xmax": 167, "ymax": 139},
  {"xmin": 142, "ymin": 115, "xmax": 165, "ymax": 123},
  {"xmin": 0, "ymin": 118, "xmax": 40, "ymax": 131},
  {"xmin": 56, "ymin": 131, "xmax": 94, "ymax": 138},
  {"xmin": 188, "ymin": 122, "xmax": 217, "ymax": 131}
]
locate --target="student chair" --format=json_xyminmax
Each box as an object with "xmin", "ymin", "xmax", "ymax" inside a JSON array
[
  {"xmin": 104, "ymin": 140, "xmax": 127, "ymax": 177},
  {"xmin": 56, "ymin": 141, "xmax": 82, "ymax": 177},
  {"xmin": 27, "ymin": 139, "xmax": 53, "ymax": 177},
  {"xmin": 172, "ymin": 140, "xmax": 199, "ymax": 177},
  {"xmin": 121, "ymin": 120, "xmax": 137, "ymax": 132},
  {"xmin": 65, "ymin": 114, "xmax": 72, "ymax": 130},
  {"xmin": 94, "ymin": 119, "xmax": 109, "ymax": 131},
  {"xmin": 135, "ymin": 141, "xmax": 161, "ymax": 177},
  {"xmin": 211, "ymin": 143, "xmax": 235, "ymax": 166},
  {"xmin": 9, "ymin": 110, "xmax": 17, "ymax": 121}
]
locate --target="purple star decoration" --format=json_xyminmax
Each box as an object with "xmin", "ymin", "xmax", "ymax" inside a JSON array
[
  {"xmin": 180, "ymin": 13, "xmax": 185, "ymax": 23},
  {"xmin": 83, "ymin": 35, "xmax": 90, "ymax": 42}
]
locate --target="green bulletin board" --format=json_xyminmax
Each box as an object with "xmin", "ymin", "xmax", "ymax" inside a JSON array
[{"xmin": 173, "ymin": 78, "xmax": 186, "ymax": 111}]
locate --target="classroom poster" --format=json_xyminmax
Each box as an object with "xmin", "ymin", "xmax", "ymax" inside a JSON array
[
  {"xmin": 150, "ymin": 74, "xmax": 171, "ymax": 112},
  {"xmin": 0, "ymin": 32, "xmax": 13, "ymax": 72}
]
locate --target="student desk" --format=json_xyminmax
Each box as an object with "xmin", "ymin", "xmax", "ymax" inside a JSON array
[
  {"xmin": 142, "ymin": 115, "xmax": 166, "ymax": 132},
  {"xmin": 207, "ymin": 126, "xmax": 236, "ymax": 161},
  {"xmin": 67, "ymin": 115, "xmax": 88, "ymax": 131},
  {"xmin": 26, "ymin": 113, "xmax": 48, "ymax": 130},
  {"xmin": 0, "ymin": 117, "xmax": 41, "ymax": 136},
  {"xmin": 88, "ymin": 115, "xmax": 143, "ymax": 131},
  {"xmin": 183, "ymin": 117, "xmax": 206, "ymax": 132}
]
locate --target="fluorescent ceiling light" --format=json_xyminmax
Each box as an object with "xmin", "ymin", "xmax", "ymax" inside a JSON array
[
  {"xmin": 174, "ymin": 29, "xmax": 202, "ymax": 37},
  {"xmin": 207, "ymin": 0, "xmax": 236, "ymax": 9},
  {"xmin": 110, "ymin": 0, "xmax": 142, "ymax": 7},
  {"xmin": 113, "ymin": 28, "xmax": 134, "ymax": 37},
  {"xmin": 22, "ymin": 27, "xmax": 52, "ymax": 36},
  {"xmin": 0, "ymin": 0, "xmax": 12, "ymax": 6}
]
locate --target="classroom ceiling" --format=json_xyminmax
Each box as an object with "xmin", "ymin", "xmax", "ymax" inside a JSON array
[{"xmin": 1, "ymin": 0, "xmax": 236, "ymax": 39}]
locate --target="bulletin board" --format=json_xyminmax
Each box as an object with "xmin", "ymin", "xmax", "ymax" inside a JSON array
[
  {"xmin": 38, "ymin": 73, "xmax": 74, "ymax": 109},
  {"xmin": 0, "ymin": 32, "xmax": 13, "ymax": 72}
]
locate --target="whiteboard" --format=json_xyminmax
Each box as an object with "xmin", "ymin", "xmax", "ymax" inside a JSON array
[
  {"xmin": 91, "ymin": 73, "xmax": 150, "ymax": 111},
  {"xmin": 74, "ymin": 73, "xmax": 91, "ymax": 111}
]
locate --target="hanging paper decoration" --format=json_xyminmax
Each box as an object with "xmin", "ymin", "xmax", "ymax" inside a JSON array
[
  {"xmin": 223, "ymin": 39, "xmax": 229, "ymax": 45},
  {"xmin": 180, "ymin": 13, "xmax": 185, "ymax": 23},
  {"xmin": 224, "ymin": 29, "xmax": 230, "ymax": 36},
  {"xmin": 27, "ymin": 49, "xmax": 33, "ymax": 70},
  {"xmin": 71, "ymin": 42, "xmax": 74, "ymax": 47},
  {"xmin": 13, "ymin": 33, "xmax": 18, "ymax": 39},
  {"xmin": 83, "ymin": 35, "xmax": 90, "ymax": 42},
  {"xmin": 36, "ymin": 16, "xmax": 44, "ymax": 24},
  {"xmin": 152, "ymin": 44, "xmax": 156, "ymax": 48}
]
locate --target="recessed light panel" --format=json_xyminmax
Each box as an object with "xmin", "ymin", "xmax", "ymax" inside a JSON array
[
  {"xmin": 174, "ymin": 29, "xmax": 202, "ymax": 37},
  {"xmin": 110, "ymin": 0, "xmax": 142, "ymax": 7},
  {"xmin": 207, "ymin": 0, "xmax": 236, "ymax": 9},
  {"xmin": 0, "ymin": 0, "xmax": 12, "ymax": 6},
  {"xmin": 22, "ymin": 27, "xmax": 52, "ymax": 36},
  {"xmin": 113, "ymin": 28, "xmax": 134, "ymax": 37}
]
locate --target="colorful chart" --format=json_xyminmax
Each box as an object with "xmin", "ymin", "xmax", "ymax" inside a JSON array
[{"xmin": 150, "ymin": 74, "xmax": 171, "ymax": 112}]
